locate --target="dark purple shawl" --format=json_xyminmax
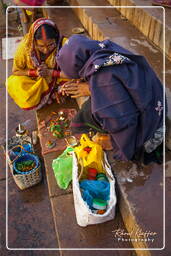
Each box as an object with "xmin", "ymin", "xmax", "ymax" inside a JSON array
[{"xmin": 57, "ymin": 35, "xmax": 164, "ymax": 160}]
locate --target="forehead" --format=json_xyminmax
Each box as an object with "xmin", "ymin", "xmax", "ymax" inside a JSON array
[{"xmin": 36, "ymin": 39, "xmax": 56, "ymax": 46}]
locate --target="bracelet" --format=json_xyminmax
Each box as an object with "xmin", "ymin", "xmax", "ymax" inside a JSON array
[
  {"xmin": 28, "ymin": 69, "xmax": 38, "ymax": 77},
  {"xmin": 52, "ymin": 70, "xmax": 60, "ymax": 78}
]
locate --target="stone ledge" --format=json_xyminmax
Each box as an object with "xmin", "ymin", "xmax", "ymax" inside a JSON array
[
  {"xmin": 106, "ymin": 0, "xmax": 171, "ymax": 61},
  {"xmin": 50, "ymin": 193, "xmax": 133, "ymax": 253},
  {"xmin": 36, "ymin": 101, "xmax": 76, "ymax": 198},
  {"xmin": 68, "ymin": 0, "xmax": 171, "ymax": 60}
]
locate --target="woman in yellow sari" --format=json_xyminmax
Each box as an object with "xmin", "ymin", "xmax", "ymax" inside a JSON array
[{"xmin": 7, "ymin": 18, "xmax": 69, "ymax": 110}]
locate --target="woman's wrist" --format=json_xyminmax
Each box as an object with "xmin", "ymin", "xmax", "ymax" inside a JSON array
[
  {"xmin": 28, "ymin": 69, "xmax": 38, "ymax": 77},
  {"xmin": 52, "ymin": 70, "xmax": 60, "ymax": 78}
]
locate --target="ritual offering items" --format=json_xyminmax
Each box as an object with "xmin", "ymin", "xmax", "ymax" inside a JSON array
[
  {"xmin": 72, "ymin": 27, "xmax": 85, "ymax": 34},
  {"xmin": 48, "ymin": 110, "xmax": 70, "ymax": 139},
  {"xmin": 3, "ymin": 132, "xmax": 42, "ymax": 190},
  {"xmin": 58, "ymin": 111, "xmax": 66, "ymax": 121},
  {"xmin": 16, "ymin": 160, "xmax": 35, "ymax": 173},
  {"xmin": 92, "ymin": 133, "xmax": 113, "ymax": 150},
  {"xmin": 9, "ymin": 143, "xmax": 41, "ymax": 190},
  {"xmin": 16, "ymin": 124, "xmax": 28, "ymax": 137},
  {"xmin": 46, "ymin": 140, "xmax": 56, "ymax": 149},
  {"xmin": 88, "ymin": 128, "xmax": 95, "ymax": 139},
  {"xmin": 32, "ymin": 130, "xmax": 38, "ymax": 145},
  {"xmin": 65, "ymin": 136, "xmax": 78, "ymax": 147},
  {"xmin": 37, "ymin": 108, "xmax": 78, "ymax": 155},
  {"xmin": 14, "ymin": 154, "xmax": 39, "ymax": 175}
]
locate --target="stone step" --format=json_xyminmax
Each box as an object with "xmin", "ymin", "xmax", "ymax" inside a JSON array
[
  {"xmin": 67, "ymin": 0, "xmax": 170, "ymax": 255},
  {"xmin": 68, "ymin": 0, "xmax": 171, "ymax": 61},
  {"xmin": 106, "ymin": 0, "xmax": 171, "ymax": 61}
]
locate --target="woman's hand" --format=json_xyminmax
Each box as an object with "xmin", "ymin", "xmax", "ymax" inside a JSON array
[
  {"xmin": 59, "ymin": 70, "xmax": 68, "ymax": 78},
  {"xmin": 37, "ymin": 63, "xmax": 52, "ymax": 78},
  {"xmin": 60, "ymin": 81, "xmax": 91, "ymax": 98}
]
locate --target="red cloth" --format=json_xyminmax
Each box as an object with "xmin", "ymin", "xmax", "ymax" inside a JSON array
[{"xmin": 19, "ymin": 0, "xmax": 46, "ymax": 6}]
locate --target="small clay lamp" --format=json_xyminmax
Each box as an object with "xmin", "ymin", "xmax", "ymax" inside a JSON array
[
  {"xmin": 65, "ymin": 136, "xmax": 78, "ymax": 147},
  {"xmin": 46, "ymin": 140, "xmax": 56, "ymax": 149},
  {"xmin": 58, "ymin": 111, "xmax": 66, "ymax": 121},
  {"xmin": 16, "ymin": 124, "xmax": 27, "ymax": 137}
]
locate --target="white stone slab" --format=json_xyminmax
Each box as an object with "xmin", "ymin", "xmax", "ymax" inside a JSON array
[{"xmin": 2, "ymin": 36, "xmax": 22, "ymax": 60}]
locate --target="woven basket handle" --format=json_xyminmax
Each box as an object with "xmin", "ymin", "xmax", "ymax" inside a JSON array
[{"xmin": 8, "ymin": 144, "xmax": 32, "ymax": 164}]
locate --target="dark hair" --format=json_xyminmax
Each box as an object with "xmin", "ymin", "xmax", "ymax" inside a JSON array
[{"xmin": 34, "ymin": 24, "xmax": 59, "ymax": 42}]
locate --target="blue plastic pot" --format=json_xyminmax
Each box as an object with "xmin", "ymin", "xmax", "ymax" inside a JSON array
[{"xmin": 13, "ymin": 154, "xmax": 39, "ymax": 175}]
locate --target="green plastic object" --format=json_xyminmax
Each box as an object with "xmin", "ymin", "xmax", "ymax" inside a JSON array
[
  {"xmin": 92, "ymin": 198, "xmax": 107, "ymax": 210},
  {"xmin": 52, "ymin": 147, "xmax": 74, "ymax": 189}
]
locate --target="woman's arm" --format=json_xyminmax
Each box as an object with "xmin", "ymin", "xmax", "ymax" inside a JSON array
[
  {"xmin": 12, "ymin": 61, "xmax": 69, "ymax": 79},
  {"xmin": 12, "ymin": 67, "xmax": 38, "ymax": 77}
]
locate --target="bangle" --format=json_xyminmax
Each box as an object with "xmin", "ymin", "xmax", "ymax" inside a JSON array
[
  {"xmin": 52, "ymin": 70, "xmax": 60, "ymax": 78},
  {"xmin": 28, "ymin": 69, "xmax": 38, "ymax": 77}
]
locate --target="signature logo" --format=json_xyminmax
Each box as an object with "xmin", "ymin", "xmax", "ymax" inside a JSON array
[{"xmin": 112, "ymin": 228, "xmax": 157, "ymax": 243}]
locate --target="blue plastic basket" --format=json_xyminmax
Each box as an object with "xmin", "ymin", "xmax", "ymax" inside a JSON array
[
  {"xmin": 9, "ymin": 143, "xmax": 33, "ymax": 161},
  {"xmin": 13, "ymin": 153, "xmax": 39, "ymax": 175}
]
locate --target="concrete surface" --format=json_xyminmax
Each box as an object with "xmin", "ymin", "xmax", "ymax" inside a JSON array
[
  {"xmin": 106, "ymin": 0, "xmax": 171, "ymax": 61},
  {"xmin": 72, "ymin": 0, "xmax": 171, "ymax": 60}
]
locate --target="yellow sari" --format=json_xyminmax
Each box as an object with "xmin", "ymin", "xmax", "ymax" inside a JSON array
[{"xmin": 6, "ymin": 18, "xmax": 69, "ymax": 110}]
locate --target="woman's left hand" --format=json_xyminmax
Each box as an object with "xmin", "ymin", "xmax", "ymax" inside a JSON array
[
  {"xmin": 61, "ymin": 81, "xmax": 91, "ymax": 98},
  {"xmin": 38, "ymin": 63, "xmax": 52, "ymax": 78}
]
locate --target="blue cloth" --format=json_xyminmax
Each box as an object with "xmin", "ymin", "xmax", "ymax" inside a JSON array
[
  {"xmin": 57, "ymin": 35, "xmax": 165, "ymax": 160},
  {"xmin": 80, "ymin": 180, "xmax": 110, "ymax": 209}
]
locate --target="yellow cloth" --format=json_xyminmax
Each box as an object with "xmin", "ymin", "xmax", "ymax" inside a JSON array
[
  {"xmin": 7, "ymin": 76, "xmax": 49, "ymax": 109},
  {"xmin": 6, "ymin": 21, "xmax": 69, "ymax": 109},
  {"xmin": 26, "ymin": 10, "xmax": 33, "ymax": 16}
]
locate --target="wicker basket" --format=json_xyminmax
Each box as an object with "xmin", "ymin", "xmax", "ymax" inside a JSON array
[{"xmin": 8, "ymin": 144, "xmax": 42, "ymax": 190}]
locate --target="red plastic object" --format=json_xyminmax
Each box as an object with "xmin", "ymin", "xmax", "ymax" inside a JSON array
[
  {"xmin": 83, "ymin": 147, "xmax": 92, "ymax": 153},
  {"xmin": 87, "ymin": 168, "xmax": 98, "ymax": 177}
]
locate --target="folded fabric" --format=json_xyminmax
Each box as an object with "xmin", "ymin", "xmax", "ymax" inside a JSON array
[{"xmin": 80, "ymin": 180, "xmax": 110, "ymax": 209}]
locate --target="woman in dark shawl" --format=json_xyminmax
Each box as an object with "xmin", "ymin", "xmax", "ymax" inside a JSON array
[{"xmin": 57, "ymin": 35, "xmax": 165, "ymax": 162}]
